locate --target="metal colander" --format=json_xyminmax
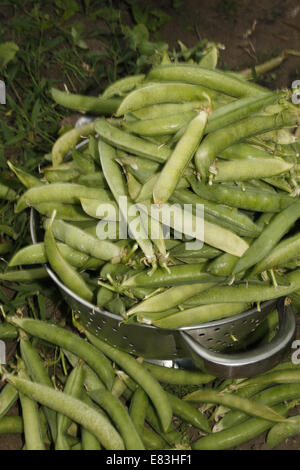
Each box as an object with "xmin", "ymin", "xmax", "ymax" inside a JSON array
[{"xmin": 30, "ymin": 208, "xmax": 296, "ymax": 378}]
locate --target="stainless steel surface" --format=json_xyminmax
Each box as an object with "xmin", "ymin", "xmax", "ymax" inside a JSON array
[{"xmin": 30, "ymin": 158, "xmax": 297, "ymax": 377}]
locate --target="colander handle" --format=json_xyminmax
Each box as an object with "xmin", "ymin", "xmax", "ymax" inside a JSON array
[{"xmin": 180, "ymin": 297, "xmax": 296, "ymax": 378}]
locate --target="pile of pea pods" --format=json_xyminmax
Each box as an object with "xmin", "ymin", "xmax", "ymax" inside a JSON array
[{"xmin": 3, "ymin": 51, "xmax": 300, "ymax": 450}]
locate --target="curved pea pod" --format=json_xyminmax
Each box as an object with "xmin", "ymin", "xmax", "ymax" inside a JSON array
[
  {"xmin": 88, "ymin": 388, "xmax": 145, "ymax": 450},
  {"xmin": 94, "ymin": 118, "xmax": 172, "ymax": 163},
  {"xmin": 267, "ymin": 415, "xmax": 300, "ymax": 449},
  {"xmin": 85, "ymin": 330, "xmax": 173, "ymax": 434},
  {"xmin": 76, "ymin": 172, "xmax": 107, "ymax": 188},
  {"xmin": 233, "ymin": 201, "xmax": 300, "ymax": 275},
  {"xmin": 115, "ymin": 82, "xmax": 212, "ymax": 117},
  {"xmin": 195, "ymin": 109, "xmax": 298, "ymax": 180},
  {"xmin": 188, "ymin": 174, "xmax": 294, "ymax": 212},
  {"xmin": 8, "ymin": 242, "xmax": 104, "ymax": 270},
  {"xmin": 147, "ymin": 64, "xmax": 269, "ymax": 97},
  {"xmin": 219, "ymin": 142, "xmax": 281, "ymax": 160},
  {"xmin": 44, "ymin": 214, "xmax": 94, "ymax": 302},
  {"xmin": 8, "ymin": 316, "xmax": 115, "ymax": 390},
  {"xmin": 101, "ymin": 74, "xmax": 145, "ymax": 99},
  {"xmin": 43, "ymin": 218, "xmax": 122, "ymax": 262},
  {"xmin": 205, "ymin": 92, "xmax": 285, "ymax": 134},
  {"xmin": 50, "ymin": 87, "xmax": 122, "ymax": 115},
  {"xmin": 166, "ymin": 392, "xmax": 211, "ymax": 433},
  {"xmin": 214, "ymin": 158, "xmax": 293, "ymax": 182},
  {"xmin": 252, "ymin": 232, "xmax": 300, "ymax": 275},
  {"xmin": 170, "ymin": 242, "xmax": 221, "ymax": 260},
  {"xmin": 43, "ymin": 167, "xmax": 81, "ymax": 183},
  {"xmin": 52, "ymin": 121, "xmax": 95, "ymax": 167}
]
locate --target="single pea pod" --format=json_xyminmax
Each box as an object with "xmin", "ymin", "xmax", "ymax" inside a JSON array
[
  {"xmin": 7, "ymin": 161, "xmax": 43, "ymax": 188},
  {"xmin": 52, "ymin": 121, "xmax": 94, "ymax": 167},
  {"xmin": 0, "ymin": 267, "xmax": 48, "ymax": 282},
  {"xmin": 94, "ymin": 118, "xmax": 172, "ymax": 164},
  {"xmin": 115, "ymin": 82, "xmax": 212, "ymax": 116},
  {"xmin": 184, "ymin": 389, "xmax": 288, "ymax": 423},
  {"xmin": 186, "ymin": 267, "xmax": 300, "ymax": 304},
  {"xmin": 131, "ymin": 101, "xmax": 204, "ymax": 120},
  {"xmin": 101, "ymin": 74, "xmax": 145, "ymax": 99},
  {"xmin": 125, "ymin": 281, "xmax": 219, "ymax": 317},
  {"xmin": 15, "ymin": 183, "xmax": 113, "ymax": 213},
  {"xmin": 152, "ymin": 302, "xmax": 250, "ymax": 329},
  {"xmin": 214, "ymin": 157, "xmax": 293, "ymax": 182},
  {"xmin": 153, "ymin": 110, "xmax": 209, "ymax": 204},
  {"xmin": 147, "ymin": 64, "xmax": 269, "ymax": 97},
  {"xmin": 51, "ymin": 87, "xmax": 121, "ymax": 115},
  {"xmin": 44, "ymin": 213, "xmax": 94, "ymax": 302},
  {"xmin": 187, "ymin": 174, "xmax": 294, "ymax": 212},
  {"xmin": 192, "ymin": 402, "xmax": 292, "ymax": 450},
  {"xmin": 121, "ymin": 264, "xmax": 222, "ymax": 288}
]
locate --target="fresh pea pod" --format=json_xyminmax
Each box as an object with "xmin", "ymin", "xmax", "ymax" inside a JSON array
[
  {"xmin": 233, "ymin": 201, "xmax": 300, "ymax": 275},
  {"xmin": 88, "ymin": 388, "xmax": 145, "ymax": 450},
  {"xmin": 94, "ymin": 118, "xmax": 172, "ymax": 164},
  {"xmin": 123, "ymin": 110, "xmax": 198, "ymax": 137},
  {"xmin": 101, "ymin": 74, "xmax": 145, "ymax": 99},
  {"xmin": 188, "ymin": 173, "xmax": 293, "ymax": 212},
  {"xmin": 195, "ymin": 109, "xmax": 298, "ymax": 180},
  {"xmin": 148, "ymin": 64, "xmax": 269, "ymax": 97},
  {"xmin": 115, "ymin": 82, "xmax": 212, "ymax": 116},
  {"xmin": 153, "ymin": 110, "xmax": 209, "ymax": 204},
  {"xmin": 51, "ymin": 87, "xmax": 121, "ymax": 115},
  {"xmin": 121, "ymin": 264, "xmax": 221, "ymax": 288},
  {"xmin": 214, "ymin": 158, "xmax": 293, "ymax": 182},
  {"xmin": 267, "ymin": 415, "xmax": 300, "ymax": 449},
  {"xmin": 85, "ymin": 330, "xmax": 173, "ymax": 434},
  {"xmin": 44, "ymin": 213, "xmax": 94, "ymax": 302},
  {"xmin": 8, "ymin": 317, "xmax": 115, "ymax": 390},
  {"xmin": 52, "ymin": 121, "xmax": 94, "ymax": 167},
  {"xmin": 4, "ymin": 373, "xmax": 124, "ymax": 450},
  {"xmin": 9, "ymin": 242, "xmax": 104, "ymax": 270},
  {"xmin": 184, "ymin": 389, "xmax": 288, "ymax": 423}
]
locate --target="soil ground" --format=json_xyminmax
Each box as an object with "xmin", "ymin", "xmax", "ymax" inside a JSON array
[{"xmin": 1, "ymin": 0, "xmax": 300, "ymax": 452}]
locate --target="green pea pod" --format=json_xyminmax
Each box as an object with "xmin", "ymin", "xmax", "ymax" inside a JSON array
[
  {"xmin": 267, "ymin": 415, "xmax": 300, "ymax": 449},
  {"xmin": 101, "ymin": 74, "xmax": 145, "ymax": 99},
  {"xmin": 88, "ymin": 388, "xmax": 145, "ymax": 450},
  {"xmin": 233, "ymin": 201, "xmax": 300, "ymax": 275},
  {"xmin": 153, "ymin": 110, "xmax": 209, "ymax": 204},
  {"xmin": 44, "ymin": 213, "xmax": 94, "ymax": 302},
  {"xmin": 147, "ymin": 64, "xmax": 268, "ymax": 97},
  {"xmin": 4, "ymin": 373, "xmax": 124, "ymax": 450},
  {"xmin": 94, "ymin": 118, "xmax": 172, "ymax": 163},
  {"xmin": 51, "ymin": 87, "xmax": 121, "ymax": 115},
  {"xmin": 85, "ymin": 330, "xmax": 173, "ymax": 434},
  {"xmin": 52, "ymin": 121, "xmax": 95, "ymax": 167},
  {"xmin": 115, "ymin": 82, "xmax": 212, "ymax": 116}
]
